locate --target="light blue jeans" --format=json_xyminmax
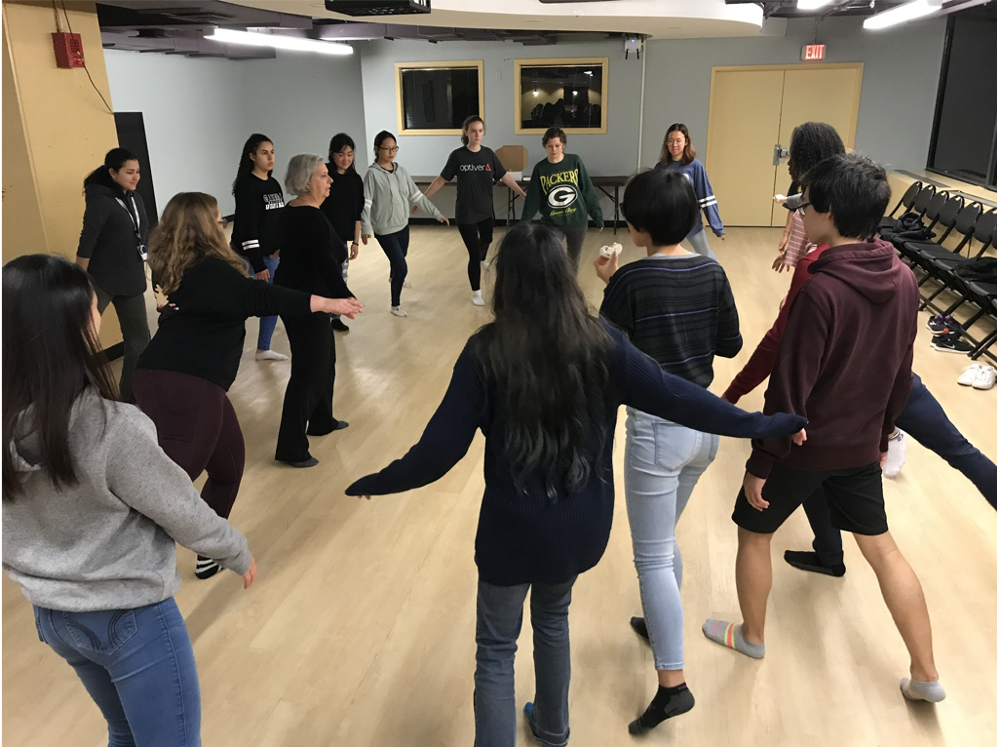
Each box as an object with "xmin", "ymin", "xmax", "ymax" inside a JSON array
[
  {"xmin": 474, "ymin": 576, "xmax": 575, "ymax": 747},
  {"xmin": 683, "ymin": 229, "xmax": 717, "ymax": 260},
  {"xmin": 33, "ymin": 597, "xmax": 201, "ymax": 746},
  {"xmin": 257, "ymin": 255, "xmax": 280, "ymax": 350},
  {"xmin": 624, "ymin": 408, "xmax": 719, "ymax": 670}
]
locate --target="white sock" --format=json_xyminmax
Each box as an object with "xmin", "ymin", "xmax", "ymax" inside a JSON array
[
  {"xmin": 471, "ymin": 290, "xmax": 484, "ymax": 306},
  {"xmin": 901, "ymin": 678, "xmax": 946, "ymax": 703},
  {"xmin": 883, "ymin": 429, "xmax": 907, "ymax": 477}
]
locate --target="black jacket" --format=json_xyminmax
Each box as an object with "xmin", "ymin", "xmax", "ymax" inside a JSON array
[{"xmin": 78, "ymin": 183, "xmax": 149, "ymax": 296}]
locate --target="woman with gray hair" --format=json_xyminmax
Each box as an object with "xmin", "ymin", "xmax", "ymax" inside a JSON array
[{"xmin": 274, "ymin": 154, "xmax": 359, "ymax": 467}]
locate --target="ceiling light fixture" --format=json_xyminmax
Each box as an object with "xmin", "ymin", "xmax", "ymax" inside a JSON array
[
  {"xmin": 863, "ymin": 0, "xmax": 939, "ymax": 30},
  {"xmin": 206, "ymin": 28, "xmax": 353, "ymax": 55},
  {"xmin": 797, "ymin": 0, "xmax": 835, "ymax": 10}
]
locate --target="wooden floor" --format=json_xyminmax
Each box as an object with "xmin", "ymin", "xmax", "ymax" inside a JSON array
[{"xmin": 4, "ymin": 226, "xmax": 996, "ymax": 746}]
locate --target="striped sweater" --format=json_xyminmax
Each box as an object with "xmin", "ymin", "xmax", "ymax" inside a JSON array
[
  {"xmin": 600, "ymin": 253, "xmax": 742, "ymax": 387},
  {"xmin": 656, "ymin": 159, "xmax": 724, "ymax": 238}
]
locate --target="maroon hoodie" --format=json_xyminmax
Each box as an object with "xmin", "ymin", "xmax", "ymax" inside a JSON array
[{"xmin": 746, "ymin": 240, "xmax": 918, "ymax": 479}]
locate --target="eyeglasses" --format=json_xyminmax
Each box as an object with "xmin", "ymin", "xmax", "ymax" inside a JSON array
[
  {"xmin": 795, "ymin": 201, "xmax": 811, "ymax": 215},
  {"xmin": 379, "ymin": 146, "xmax": 399, "ymax": 154}
]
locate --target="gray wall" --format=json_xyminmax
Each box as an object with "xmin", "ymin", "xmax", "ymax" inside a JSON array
[
  {"xmin": 640, "ymin": 16, "xmax": 948, "ymax": 172},
  {"xmin": 105, "ymin": 48, "xmax": 367, "ymax": 216}
]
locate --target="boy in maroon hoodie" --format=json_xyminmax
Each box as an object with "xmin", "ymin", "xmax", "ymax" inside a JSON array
[{"xmin": 703, "ymin": 154, "xmax": 945, "ymax": 703}]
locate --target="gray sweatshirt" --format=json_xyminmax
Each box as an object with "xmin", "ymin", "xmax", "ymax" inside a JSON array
[
  {"xmin": 3, "ymin": 391, "xmax": 251, "ymax": 612},
  {"xmin": 361, "ymin": 161, "xmax": 444, "ymax": 237}
]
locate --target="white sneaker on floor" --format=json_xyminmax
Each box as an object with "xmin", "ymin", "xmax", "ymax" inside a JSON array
[
  {"xmin": 883, "ymin": 429, "xmax": 907, "ymax": 478},
  {"xmin": 958, "ymin": 364, "xmax": 985, "ymax": 386},
  {"xmin": 471, "ymin": 290, "xmax": 485, "ymax": 306},
  {"xmin": 255, "ymin": 350, "xmax": 289, "ymax": 361},
  {"xmin": 973, "ymin": 365, "xmax": 996, "ymax": 390},
  {"xmin": 391, "ymin": 305, "xmax": 408, "ymax": 317},
  {"xmin": 481, "ymin": 259, "xmax": 491, "ymax": 272}
]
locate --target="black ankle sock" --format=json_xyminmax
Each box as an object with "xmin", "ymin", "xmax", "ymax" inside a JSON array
[
  {"xmin": 629, "ymin": 684, "xmax": 694, "ymax": 735},
  {"xmin": 784, "ymin": 550, "xmax": 846, "ymax": 577}
]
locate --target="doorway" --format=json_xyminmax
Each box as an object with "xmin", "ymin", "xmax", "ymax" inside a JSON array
[
  {"xmin": 705, "ymin": 63, "xmax": 863, "ymax": 227},
  {"xmin": 114, "ymin": 111, "xmax": 158, "ymax": 227}
]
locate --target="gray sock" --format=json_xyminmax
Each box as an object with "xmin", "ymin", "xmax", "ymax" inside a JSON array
[
  {"xmin": 702, "ymin": 619, "xmax": 766, "ymax": 659},
  {"xmin": 901, "ymin": 678, "xmax": 946, "ymax": 703}
]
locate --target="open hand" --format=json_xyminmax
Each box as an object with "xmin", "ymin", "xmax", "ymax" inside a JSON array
[
  {"xmin": 326, "ymin": 297, "xmax": 365, "ymax": 318},
  {"xmin": 255, "ymin": 269, "xmax": 270, "ymax": 282},
  {"xmin": 743, "ymin": 472, "xmax": 768, "ymax": 511},
  {"xmin": 242, "ymin": 556, "xmax": 257, "ymax": 589},
  {"xmin": 439, "ymin": 217, "xmax": 450, "ymax": 226},
  {"xmin": 772, "ymin": 253, "xmax": 789, "ymax": 273}
]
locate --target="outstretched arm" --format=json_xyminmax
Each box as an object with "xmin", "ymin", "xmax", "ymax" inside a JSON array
[
  {"xmin": 500, "ymin": 172, "xmax": 527, "ymax": 199},
  {"xmin": 347, "ymin": 345, "xmax": 484, "ymax": 496}
]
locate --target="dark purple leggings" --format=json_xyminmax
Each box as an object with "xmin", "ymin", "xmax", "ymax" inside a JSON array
[{"xmin": 133, "ymin": 369, "xmax": 245, "ymax": 519}]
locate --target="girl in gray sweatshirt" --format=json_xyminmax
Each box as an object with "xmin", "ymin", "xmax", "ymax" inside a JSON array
[{"xmin": 2, "ymin": 254, "xmax": 256, "ymax": 746}]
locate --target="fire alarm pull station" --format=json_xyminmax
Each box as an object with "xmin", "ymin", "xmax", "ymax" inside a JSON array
[{"xmin": 53, "ymin": 32, "xmax": 85, "ymax": 68}]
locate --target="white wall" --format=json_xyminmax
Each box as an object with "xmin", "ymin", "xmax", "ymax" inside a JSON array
[{"xmin": 104, "ymin": 48, "xmax": 367, "ymax": 216}]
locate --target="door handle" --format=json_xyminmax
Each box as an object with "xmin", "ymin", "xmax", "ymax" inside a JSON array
[{"xmin": 773, "ymin": 144, "xmax": 789, "ymax": 166}]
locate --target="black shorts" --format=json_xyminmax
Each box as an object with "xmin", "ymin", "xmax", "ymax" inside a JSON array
[{"xmin": 732, "ymin": 461, "xmax": 888, "ymax": 536}]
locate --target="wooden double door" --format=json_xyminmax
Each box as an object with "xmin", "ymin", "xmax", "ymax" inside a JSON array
[{"xmin": 705, "ymin": 63, "xmax": 863, "ymax": 227}]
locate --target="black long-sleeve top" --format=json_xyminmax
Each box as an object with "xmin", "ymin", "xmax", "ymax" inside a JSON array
[
  {"xmin": 274, "ymin": 205, "xmax": 353, "ymax": 299},
  {"xmin": 137, "ymin": 257, "xmax": 312, "ymax": 391},
  {"xmin": 78, "ymin": 183, "xmax": 150, "ymax": 297},
  {"xmin": 320, "ymin": 167, "xmax": 364, "ymax": 245},
  {"xmin": 231, "ymin": 174, "xmax": 285, "ymax": 273},
  {"xmin": 347, "ymin": 324, "xmax": 806, "ymax": 586}
]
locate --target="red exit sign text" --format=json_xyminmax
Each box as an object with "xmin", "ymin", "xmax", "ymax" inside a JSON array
[{"xmin": 802, "ymin": 44, "xmax": 827, "ymax": 61}]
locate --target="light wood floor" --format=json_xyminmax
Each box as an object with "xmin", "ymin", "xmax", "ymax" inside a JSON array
[{"xmin": 4, "ymin": 226, "xmax": 996, "ymax": 746}]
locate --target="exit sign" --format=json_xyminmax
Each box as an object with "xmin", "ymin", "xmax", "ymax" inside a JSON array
[{"xmin": 802, "ymin": 44, "xmax": 827, "ymax": 61}]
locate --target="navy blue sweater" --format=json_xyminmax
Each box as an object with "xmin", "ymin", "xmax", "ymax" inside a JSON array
[{"xmin": 347, "ymin": 324, "xmax": 805, "ymax": 586}]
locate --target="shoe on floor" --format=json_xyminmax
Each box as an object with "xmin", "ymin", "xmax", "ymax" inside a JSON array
[
  {"xmin": 471, "ymin": 290, "xmax": 485, "ymax": 306},
  {"xmin": 195, "ymin": 556, "xmax": 222, "ymax": 580},
  {"xmin": 481, "ymin": 259, "xmax": 491, "ymax": 272},
  {"xmin": 926, "ymin": 315, "xmax": 961, "ymax": 335},
  {"xmin": 972, "ymin": 365, "xmax": 996, "ymax": 390},
  {"xmin": 255, "ymin": 349, "xmax": 289, "ymax": 361},
  {"xmin": 883, "ymin": 429, "xmax": 907, "ymax": 477},
  {"xmin": 930, "ymin": 332, "xmax": 973, "ymax": 354},
  {"xmin": 331, "ymin": 319, "xmax": 350, "ymax": 332},
  {"xmin": 391, "ymin": 305, "xmax": 408, "ymax": 317},
  {"xmin": 306, "ymin": 420, "xmax": 349, "ymax": 437},
  {"xmin": 630, "ymin": 616, "xmax": 650, "ymax": 643},
  {"xmin": 277, "ymin": 456, "xmax": 319, "ymax": 468},
  {"xmin": 389, "ymin": 277, "xmax": 413, "ymax": 289}
]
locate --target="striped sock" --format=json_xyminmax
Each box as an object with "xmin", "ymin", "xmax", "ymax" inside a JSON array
[
  {"xmin": 702, "ymin": 619, "xmax": 765, "ymax": 659},
  {"xmin": 195, "ymin": 556, "xmax": 221, "ymax": 580}
]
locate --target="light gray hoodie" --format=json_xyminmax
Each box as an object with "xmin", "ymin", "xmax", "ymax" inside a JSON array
[
  {"xmin": 2, "ymin": 390, "xmax": 251, "ymax": 612},
  {"xmin": 361, "ymin": 161, "xmax": 444, "ymax": 237}
]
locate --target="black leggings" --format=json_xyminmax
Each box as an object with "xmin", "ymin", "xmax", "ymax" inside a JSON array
[{"xmin": 457, "ymin": 218, "xmax": 494, "ymax": 291}]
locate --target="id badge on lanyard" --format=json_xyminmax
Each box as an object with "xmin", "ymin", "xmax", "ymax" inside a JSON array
[{"xmin": 116, "ymin": 195, "xmax": 146, "ymax": 261}]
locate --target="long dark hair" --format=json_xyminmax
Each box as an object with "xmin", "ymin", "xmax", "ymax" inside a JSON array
[
  {"xmin": 470, "ymin": 222, "xmax": 613, "ymax": 498},
  {"xmin": 233, "ymin": 133, "xmax": 273, "ymax": 195},
  {"xmin": 788, "ymin": 122, "xmax": 845, "ymax": 184},
  {"xmin": 83, "ymin": 147, "xmax": 138, "ymax": 193},
  {"xmin": 659, "ymin": 123, "xmax": 696, "ymax": 166},
  {"xmin": 373, "ymin": 130, "xmax": 396, "ymax": 160},
  {"xmin": 2, "ymin": 255, "xmax": 118, "ymax": 502},
  {"xmin": 328, "ymin": 132, "xmax": 358, "ymax": 176},
  {"xmin": 461, "ymin": 115, "xmax": 484, "ymax": 146}
]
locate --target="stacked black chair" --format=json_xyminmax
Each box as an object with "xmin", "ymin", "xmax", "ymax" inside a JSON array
[
  {"xmin": 900, "ymin": 200, "xmax": 981, "ymax": 270},
  {"xmin": 879, "ymin": 182, "xmax": 933, "ymax": 233},
  {"xmin": 916, "ymin": 209, "xmax": 997, "ymax": 319}
]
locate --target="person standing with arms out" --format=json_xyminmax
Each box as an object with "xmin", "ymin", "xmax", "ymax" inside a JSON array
[
  {"xmin": 276, "ymin": 155, "xmax": 363, "ymax": 467},
  {"xmin": 134, "ymin": 193, "xmax": 362, "ymax": 578},
  {"xmin": 346, "ymin": 222, "xmax": 806, "ymax": 747},
  {"xmin": 705, "ymin": 154, "xmax": 946, "ymax": 704},
  {"xmin": 361, "ymin": 131, "xmax": 449, "ymax": 317},
  {"xmin": 655, "ymin": 124, "xmax": 725, "ymax": 260},
  {"xmin": 595, "ymin": 168, "xmax": 742, "ymax": 735},
  {"xmin": 320, "ymin": 133, "xmax": 365, "ymax": 333},
  {"xmin": 3, "ymin": 254, "xmax": 257, "ymax": 747},
  {"xmin": 232, "ymin": 133, "xmax": 288, "ymax": 361},
  {"xmin": 423, "ymin": 115, "xmax": 527, "ymax": 306},
  {"xmin": 521, "ymin": 127, "xmax": 603, "ymax": 271},
  {"xmin": 76, "ymin": 148, "xmax": 151, "ymax": 403}
]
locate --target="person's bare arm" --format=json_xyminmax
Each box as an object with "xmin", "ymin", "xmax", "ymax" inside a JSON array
[
  {"xmin": 76, "ymin": 256, "xmax": 90, "ymax": 271},
  {"xmin": 500, "ymin": 172, "xmax": 527, "ymax": 199},
  {"xmin": 423, "ymin": 176, "xmax": 448, "ymax": 200}
]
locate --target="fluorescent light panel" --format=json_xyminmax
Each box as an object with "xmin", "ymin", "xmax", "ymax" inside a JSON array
[
  {"xmin": 207, "ymin": 28, "xmax": 353, "ymax": 55},
  {"xmin": 863, "ymin": 0, "xmax": 937, "ymax": 30},
  {"xmin": 797, "ymin": 0, "xmax": 835, "ymax": 10}
]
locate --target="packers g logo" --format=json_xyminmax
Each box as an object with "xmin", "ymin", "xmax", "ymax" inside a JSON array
[{"xmin": 547, "ymin": 185, "xmax": 578, "ymax": 209}]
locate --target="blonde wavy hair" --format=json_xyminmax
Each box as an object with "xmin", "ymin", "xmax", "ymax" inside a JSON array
[{"xmin": 148, "ymin": 192, "xmax": 247, "ymax": 295}]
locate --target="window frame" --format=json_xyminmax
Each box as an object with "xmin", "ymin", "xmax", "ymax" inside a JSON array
[
  {"xmin": 394, "ymin": 60, "xmax": 485, "ymax": 137},
  {"xmin": 514, "ymin": 56, "xmax": 609, "ymax": 136}
]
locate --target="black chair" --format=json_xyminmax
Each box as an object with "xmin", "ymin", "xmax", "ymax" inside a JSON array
[
  {"xmin": 880, "ymin": 183, "xmax": 934, "ymax": 233},
  {"xmin": 883, "ymin": 180, "xmax": 922, "ymax": 224},
  {"xmin": 967, "ymin": 295, "xmax": 997, "ymax": 362},
  {"xmin": 899, "ymin": 200, "xmax": 980, "ymax": 268},
  {"xmin": 918, "ymin": 209, "xmax": 997, "ymax": 314}
]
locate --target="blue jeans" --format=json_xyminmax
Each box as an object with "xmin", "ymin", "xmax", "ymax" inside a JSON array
[
  {"xmin": 805, "ymin": 373, "xmax": 997, "ymax": 564},
  {"xmin": 375, "ymin": 226, "xmax": 410, "ymax": 307},
  {"xmin": 474, "ymin": 576, "xmax": 575, "ymax": 747},
  {"xmin": 683, "ymin": 229, "xmax": 717, "ymax": 260},
  {"xmin": 257, "ymin": 255, "xmax": 280, "ymax": 351},
  {"xmin": 330, "ymin": 258, "xmax": 350, "ymax": 320},
  {"xmin": 33, "ymin": 598, "xmax": 201, "ymax": 746},
  {"xmin": 624, "ymin": 409, "xmax": 718, "ymax": 670}
]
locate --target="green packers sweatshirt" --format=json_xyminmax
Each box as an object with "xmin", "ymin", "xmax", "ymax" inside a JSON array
[{"xmin": 521, "ymin": 153, "xmax": 604, "ymax": 229}]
